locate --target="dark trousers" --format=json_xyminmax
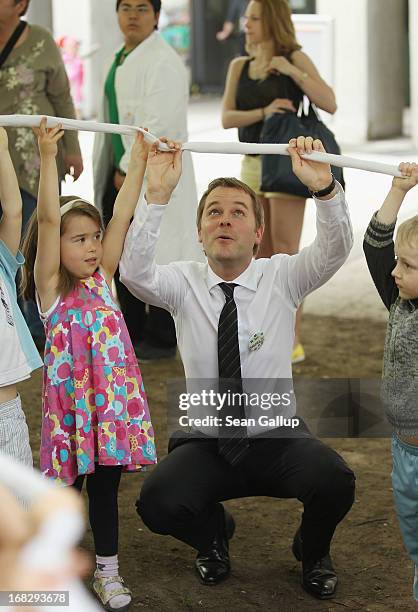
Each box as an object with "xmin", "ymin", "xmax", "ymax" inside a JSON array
[
  {"xmin": 101, "ymin": 172, "xmax": 176, "ymax": 348},
  {"xmin": 137, "ymin": 431, "xmax": 355, "ymax": 565},
  {"xmin": 73, "ymin": 464, "xmax": 122, "ymax": 557}
]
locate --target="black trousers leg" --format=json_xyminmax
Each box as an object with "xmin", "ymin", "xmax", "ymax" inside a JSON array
[
  {"xmin": 137, "ymin": 438, "xmax": 249, "ymax": 551},
  {"xmin": 73, "ymin": 465, "xmax": 122, "ymax": 556},
  {"xmin": 137, "ymin": 432, "xmax": 355, "ymax": 562},
  {"xmin": 248, "ymin": 436, "xmax": 356, "ymax": 565},
  {"xmin": 101, "ymin": 172, "xmax": 175, "ymax": 348}
]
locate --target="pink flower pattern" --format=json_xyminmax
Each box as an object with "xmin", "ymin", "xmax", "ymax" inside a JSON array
[{"xmin": 40, "ymin": 270, "xmax": 157, "ymax": 485}]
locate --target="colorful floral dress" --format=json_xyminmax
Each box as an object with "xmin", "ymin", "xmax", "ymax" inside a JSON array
[{"xmin": 39, "ymin": 270, "xmax": 156, "ymax": 485}]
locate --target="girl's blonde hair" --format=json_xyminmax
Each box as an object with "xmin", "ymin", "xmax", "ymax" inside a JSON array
[
  {"xmin": 247, "ymin": 0, "xmax": 302, "ymax": 57},
  {"xmin": 21, "ymin": 196, "xmax": 103, "ymax": 302}
]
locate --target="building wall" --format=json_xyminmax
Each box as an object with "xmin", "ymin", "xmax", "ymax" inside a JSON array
[
  {"xmin": 26, "ymin": 0, "xmax": 53, "ymax": 30},
  {"xmin": 317, "ymin": 0, "xmax": 408, "ymax": 144},
  {"xmin": 410, "ymin": 0, "xmax": 418, "ymax": 146},
  {"xmin": 316, "ymin": 0, "xmax": 369, "ymax": 144},
  {"xmin": 52, "ymin": 0, "xmax": 122, "ymax": 118}
]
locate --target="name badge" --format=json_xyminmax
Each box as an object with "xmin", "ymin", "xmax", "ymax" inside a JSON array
[{"xmin": 249, "ymin": 331, "xmax": 264, "ymax": 352}]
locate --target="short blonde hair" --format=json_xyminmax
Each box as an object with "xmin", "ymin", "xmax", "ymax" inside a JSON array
[{"xmin": 396, "ymin": 214, "xmax": 418, "ymax": 250}]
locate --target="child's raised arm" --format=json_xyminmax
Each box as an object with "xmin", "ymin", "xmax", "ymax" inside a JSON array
[
  {"xmin": 376, "ymin": 162, "xmax": 418, "ymax": 225},
  {"xmin": 33, "ymin": 118, "xmax": 65, "ymax": 309},
  {"xmin": 101, "ymin": 131, "xmax": 151, "ymax": 284},
  {"xmin": 0, "ymin": 128, "xmax": 22, "ymax": 256},
  {"xmin": 363, "ymin": 162, "xmax": 418, "ymax": 309}
]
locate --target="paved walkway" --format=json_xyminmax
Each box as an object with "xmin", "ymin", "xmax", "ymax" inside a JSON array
[{"xmin": 64, "ymin": 96, "xmax": 418, "ymax": 322}]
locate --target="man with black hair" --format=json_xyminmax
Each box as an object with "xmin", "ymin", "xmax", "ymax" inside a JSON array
[{"xmin": 94, "ymin": 0, "xmax": 202, "ymax": 363}]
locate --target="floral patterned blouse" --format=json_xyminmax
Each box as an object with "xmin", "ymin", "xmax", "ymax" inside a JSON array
[{"xmin": 0, "ymin": 25, "xmax": 81, "ymax": 197}]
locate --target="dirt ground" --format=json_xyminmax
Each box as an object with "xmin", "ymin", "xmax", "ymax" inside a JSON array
[{"xmin": 19, "ymin": 314, "xmax": 416, "ymax": 611}]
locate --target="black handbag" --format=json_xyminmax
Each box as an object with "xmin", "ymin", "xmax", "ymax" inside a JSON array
[{"xmin": 260, "ymin": 99, "xmax": 344, "ymax": 198}]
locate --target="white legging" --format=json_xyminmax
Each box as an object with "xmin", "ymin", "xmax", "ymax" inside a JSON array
[{"xmin": 0, "ymin": 114, "xmax": 403, "ymax": 178}]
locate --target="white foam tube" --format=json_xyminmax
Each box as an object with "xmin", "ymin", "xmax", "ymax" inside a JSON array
[
  {"xmin": 0, "ymin": 454, "xmax": 101, "ymax": 612},
  {"xmin": 0, "ymin": 114, "xmax": 404, "ymax": 178}
]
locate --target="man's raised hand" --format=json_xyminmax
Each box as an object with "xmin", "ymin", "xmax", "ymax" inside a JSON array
[
  {"xmin": 288, "ymin": 136, "xmax": 333, "ymax": 194},
  {"xmin": 145, "ymin": 138, "xmax": 182, "ymax": 205}
]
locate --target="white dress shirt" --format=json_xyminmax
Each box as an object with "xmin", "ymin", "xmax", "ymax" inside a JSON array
[
  {"xmin": 93, "ymin": 31, "xmax": 203, "ymax": 264},
  {"xmin": 120, "ymin": 184, "xmax": 353, "ymax": 434}
]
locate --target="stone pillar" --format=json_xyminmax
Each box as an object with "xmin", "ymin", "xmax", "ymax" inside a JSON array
[
  {"xmin": 367, "ymin": 0, "xmax": 407, "ymax": 139},
  {"xmin": 316, "ymin": 0, "xmax": 407, "ymax": 144},
  {"xmin": 316, "ymin": 0, "xmax": 369, "ymax": 144},
  {"xmin": 26, "ymin": 0, "xmax": 53, "ymax": 31}
]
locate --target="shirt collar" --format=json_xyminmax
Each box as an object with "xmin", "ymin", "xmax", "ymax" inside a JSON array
[
  {"xmin": 205, "ymin": 259, "xmax": 259, "ymax": 293},
  {"xmin": 122, "ymin": 30, "xmax": 157, "ymax": 60}
]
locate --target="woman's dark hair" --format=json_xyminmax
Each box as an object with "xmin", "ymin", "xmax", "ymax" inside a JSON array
[
  {"xmin": 15, "ymin": 0, "xmax": 30, "ymax": 16},
  {"xmin": 116, "ymin": 0, "xmax": 162, "ymax": 14}
]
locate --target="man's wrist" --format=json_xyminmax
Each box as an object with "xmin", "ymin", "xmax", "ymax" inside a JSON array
[
  {"xmin": 307, "ymin": 173, "xmax": 334, "ymax": 194},
  {"xmin": 145, "ymin": 191, "xmax": 172, "ymax": 205}
]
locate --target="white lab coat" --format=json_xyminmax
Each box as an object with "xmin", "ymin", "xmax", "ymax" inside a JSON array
[{"xmin": 93, "ymin": 32, "xmax": 203, "ymax": 264}]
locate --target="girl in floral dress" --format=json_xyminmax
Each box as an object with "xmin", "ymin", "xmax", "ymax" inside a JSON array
[{"xmin": 21, "ymin": 119, "xmax": 157, "ymax": 612}]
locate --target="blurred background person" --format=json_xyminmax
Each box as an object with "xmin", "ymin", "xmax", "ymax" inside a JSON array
[
  {"xmin": 57, "ymin": 36, "xmax": 84, "ymax": 119},
  {"xmin": 0, "ymin": 0, "xmax": 83, "ymax": 350},
  {"xmin": 216, "ymin": 0, "xmax": 248, "ymax": 48},
  {"xmin": 93, "ymin": 0, "xmax": 202, "ymax": 363},
  {"xmin": 216, "ymin": 0, "xmax": 248, "ymax": 58},
  {"xmin": 222, "ymin": 0, "xmax": 337, "ymax": 364}
]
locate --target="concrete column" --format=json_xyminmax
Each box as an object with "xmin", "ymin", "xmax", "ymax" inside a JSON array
[
  {"xmin": 316, "ymin": 0, "xmax": 369, "ymax": 145},
  {"xmin": 317, "ymin": 0, "xmax": 407, "ymax": 144},
  {"xmin": 410, "ymin": 0, "xmax": 418, "ymax": 147},
  {"xmin": 26, "ymin": 0, "xmax": 53, "ymax": 31},
  {"xmin": 367, "ymin": 0, "xmax": 407, "ymax": 139}
]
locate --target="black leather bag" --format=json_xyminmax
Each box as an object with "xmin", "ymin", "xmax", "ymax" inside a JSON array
[{"xmin": 260, "ymin": 100, "xmax": 344, "ymax": 198}]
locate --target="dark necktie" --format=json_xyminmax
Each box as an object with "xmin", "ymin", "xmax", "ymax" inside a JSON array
[{"xmin": 217, "ymin": 282, "xmax": 249, "ymax": 465}]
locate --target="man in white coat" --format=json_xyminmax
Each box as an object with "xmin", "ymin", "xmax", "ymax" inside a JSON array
[{"xmin": 93, "ymin": 0, "xmax": 202, "ymax": 361}]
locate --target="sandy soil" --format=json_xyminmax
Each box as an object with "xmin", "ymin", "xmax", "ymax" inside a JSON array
[{"xmin": 19, "ymin": 314, "xmax": 415, "ymax": 611}]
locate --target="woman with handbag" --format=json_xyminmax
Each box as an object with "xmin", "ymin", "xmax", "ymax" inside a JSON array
[{"xmin": 222, "ymin": 0, "xmax": 337, "ymax": 363}]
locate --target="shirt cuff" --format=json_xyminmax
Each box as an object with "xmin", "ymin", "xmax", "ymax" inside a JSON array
[
  {"xmin": 313, "ymin": 182, "xmax": 347, "ymax": 219},
  {"xmin": 131, "ymin": 198, "xmax": 166, "ymax": 234}
]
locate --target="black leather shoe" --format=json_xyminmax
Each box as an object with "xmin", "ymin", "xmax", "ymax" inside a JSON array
[
  {"xmin": 195, "ymin": 506, "xmax": 235, "ymax": 586},
  {"xmin": 292, "ymin": 528, "xmax": 337, "ymax": 600}
]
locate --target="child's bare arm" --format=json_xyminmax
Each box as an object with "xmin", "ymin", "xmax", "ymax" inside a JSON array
[
  {"xmin": 33, "ymin": 118, "xmax": 64, "ymax": 308},
  {"xmin": 101, "ymin": 131, "xmax": 151, "ymax": 283},
  {"xmin": 0, "ymin": 128, "xmax": 22, "ymax": 256},
  {"xmin": 376, "ymin": 162, "xmax": 418, "ymax": 225}
]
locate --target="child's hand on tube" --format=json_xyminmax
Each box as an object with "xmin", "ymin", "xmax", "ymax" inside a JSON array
[{"xmin": 34, "ymin": 117, "xmax": 64, "ymax": 159}]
